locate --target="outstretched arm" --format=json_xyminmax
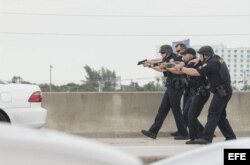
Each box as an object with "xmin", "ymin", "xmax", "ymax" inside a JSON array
[
  {"xmin": 151, "ymin": 66, "xmax": 167, "ymax": 72},
  {"xmin": 176, "ymin": 65, "xmax": 201, "ymax": 76},
  {"xmin": 160, "ymin": 62, "xmax": 185, "ymax": 74}
]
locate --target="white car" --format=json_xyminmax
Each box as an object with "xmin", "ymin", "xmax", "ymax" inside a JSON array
[
  {"xmin": 151, "ymin": 138, "xmax": 250, "ymax": 165},
  {"xmin": 0, "ymin": 80, "xmax": 47, "ymax": 128},
  {"xmin": 0, "ymin": 124, "xmax": 143, "ymax": 165}
]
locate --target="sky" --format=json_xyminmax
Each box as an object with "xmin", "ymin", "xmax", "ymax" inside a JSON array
[{"xmin": 0, "ymin": 0, "xmax": 250, "ymax": 85}]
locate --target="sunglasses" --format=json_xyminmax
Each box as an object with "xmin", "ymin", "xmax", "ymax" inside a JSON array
[
  {"xmin": 160, "ymin": 52, "xmax": 166, "ymax": 54},
  {"xmin": 176, "ymin": 50, "xmax": 181, "ymax": 53}
]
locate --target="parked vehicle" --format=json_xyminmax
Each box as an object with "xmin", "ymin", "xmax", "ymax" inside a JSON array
[
  {"xmin": 151, "ymin": 138, "xmax": 250, "ymax": 165},
  {"xmin": 0, "ymin": 124, "xmax": 143, "ymax": 165},
  {"xmin": 0, "ymin": 80, "xmax": 47, "ymax": 128}
]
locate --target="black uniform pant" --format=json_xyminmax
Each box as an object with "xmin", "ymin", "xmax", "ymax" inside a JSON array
[
  {"xmin": 188, "ymin": 92, "xmax": 210, "ymax": 140},
  {"xmin": 202, "ymin": 88, "xmax": 236, "ymax": 142},
  {"xmin": 149, "ymin": 86, "xmax": 188, "ymax": 136},
  {"xmin": 183, "ymin": 90, "xmax": 193, "ymax": 126},
  {"xmin": 182, "ymin": 89, "xmax": 190, "ymax": 111}
]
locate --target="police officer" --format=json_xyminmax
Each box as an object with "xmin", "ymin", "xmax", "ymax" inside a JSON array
[
  {"xmin": 175, "ymin": 46, "xmax": 236, "ymax": 144},
  {"xmin": 179, "ymin": 48, "xmax": 210, "ymax": 144},
  {"xmin": 141, "ymin": 44, "xmax": 188, "ymax": 140},
  {"xmin": 170, "ymin": 42, "xmax": 187, "ymax": 137},
  {"xmin": 175, "ymin": 43, "xmax": 187, "ymax": 55},
  {"xmin": 166, "ymin": 48, "xmax": 209, "ymax": 142}
]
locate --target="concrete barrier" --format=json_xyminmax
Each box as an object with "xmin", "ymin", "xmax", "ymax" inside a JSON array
[{"xmin": 42, "ymin": 92, "xmax": 250, "ymax": 137}]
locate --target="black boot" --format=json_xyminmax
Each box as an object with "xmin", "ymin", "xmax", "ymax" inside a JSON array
[{"xmin": 141, "ymin": 130, "xmax": 157, "ymax": 139}]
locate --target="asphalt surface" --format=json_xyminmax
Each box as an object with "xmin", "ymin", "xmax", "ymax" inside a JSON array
[
  {"xmin": 75, "ymin": 131, "xmax": 250, "ymax": 164},
  {"xmin": 92, "ymin": 136, "xmax": 228, "ymax": 164}
]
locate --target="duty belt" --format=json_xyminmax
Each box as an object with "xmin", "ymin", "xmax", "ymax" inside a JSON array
[
  {"xmin": 209, "ymin": 85, "xmax": 231, "ymax": 97},
  {"xmin": 166, "ymin": 78, "xmax": 185, "ymax": 90}
]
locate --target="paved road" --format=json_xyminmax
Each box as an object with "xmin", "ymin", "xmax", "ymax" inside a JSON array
[
  {"xmin": 75, "ymin": 131, "xmax": 250, "ymax": 164},
  {"xmin": 92, "ymin": 136, "xmax": 228, "ymax": 164}
]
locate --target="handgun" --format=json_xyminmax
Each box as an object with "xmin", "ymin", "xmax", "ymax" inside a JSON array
[{"xmin": 137, "ymin": 59, "xmax": 147, "ymax": 65}]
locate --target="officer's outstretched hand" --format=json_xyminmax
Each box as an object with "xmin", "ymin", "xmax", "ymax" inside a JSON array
[
  {"xmin": 159, "ymin": 63, "xmax": 166, "ymax": 69},
  {"xmin": 174, "ymin": 64, "xmax": 182, "ymax": 71},
  {"xmin": 189, "ymin": 58, "xmax": 200, "ymax": 66},
  {"xmin": 176, "ymin": 61, "xmax": 185, "ymax": 66},
  {"xmin": 143, "ymin": 61, "xmax": 151, "ymax": 67}
]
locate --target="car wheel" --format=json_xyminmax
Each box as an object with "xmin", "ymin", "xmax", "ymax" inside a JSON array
[{"xmin": 0, "ymin": 112, "xmax": 9, "ymax": 122}]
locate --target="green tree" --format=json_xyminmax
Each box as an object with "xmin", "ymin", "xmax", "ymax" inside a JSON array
[
  {"xmin": 39, "ymin": 83, "xmax": 61, "ymax": 92},
  {"xmin": 82, "ymin": 65, "xmax": 117, "ymax": 91},
  {"xmin": 143, "ymin": 81, "xmax": 155, "ymax": 91},
  {"xmin": 99, "ymin": 67, "xmax": 117, "ymax": 91},
  {"xmin": 82, "ymin": 65, "xmax": 101, "ymax": 91},
  {"xmin": 11, "ymin": 76, "xmax": 23, "ymax": 83},
  {"xmin": 122, "ymin": 81, "xmax": 143, "ymax": 91},
  {"xmin": 60, "ymin": 83, "xmax": 80, "ymax": 92},
  {"xmin": 39, "ymin": 83, "xmax": 50, "ymax": 92},
  {"xmin": 10, "ymin": 76, "xmax": 32, "ymax": 84}
]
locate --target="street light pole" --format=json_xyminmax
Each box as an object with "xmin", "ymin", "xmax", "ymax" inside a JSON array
[{"xmin": 50, "ymin": 65, "xmax": 53, "ymax": 92}]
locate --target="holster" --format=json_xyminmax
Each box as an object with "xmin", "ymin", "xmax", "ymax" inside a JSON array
[
  {"xmin": 216, "ymin": 86, "xmax": 227, "ymax": 97},
  {"xmin": 210, "ymin": 85, "xmax": 228, "ymax": 97},
  {"xmin": 191, "ymin": 87, "xmax": 208, "ymax": 97},
  {"xmin": 168, "ymin": 78, "xmax": 184, "ymax": 90}
]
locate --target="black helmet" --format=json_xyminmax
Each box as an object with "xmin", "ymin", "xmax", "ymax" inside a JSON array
[
  {"xmin": 159, "ymin": 45, "xmax": 173, "ymax": 54},
  {"xmin": 197, "ymin": 46, "xmax": 214, "ymax": 56}
]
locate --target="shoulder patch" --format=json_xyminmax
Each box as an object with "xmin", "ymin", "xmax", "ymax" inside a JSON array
[{"xmin": 219, "ymin": 58, "xmax": 225, "ymax": 64}]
